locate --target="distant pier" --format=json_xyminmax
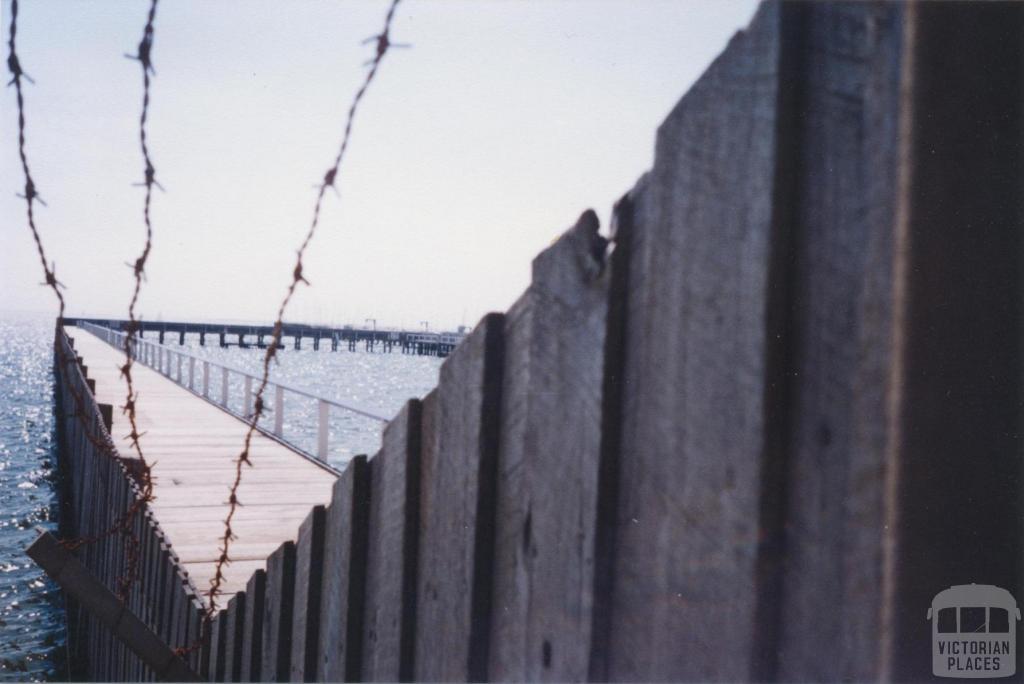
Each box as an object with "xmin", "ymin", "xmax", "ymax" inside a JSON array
[{"xmin": 63, "ymin": 318, "xmax": 468, "ymax": 357}]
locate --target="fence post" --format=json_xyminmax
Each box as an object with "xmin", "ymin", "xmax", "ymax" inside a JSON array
[
  {"xmin": 274, "ymin": 386, "xmax": 284, "ymax": 437},
  {"xmin": 189, "ymin": 357, "xmax": 196, "ymax": 390},
  {"xmin": 317, "ymin": 400, "xmax": 329, "ymax": 462},
  {"xmin": 221, "ymin": 368, "xmax": 229, "ymax": 407},
  {"xmin": 203, "ymin": 362, "xmax": 210, "ymax": 398},
  {"xmin": 244, "ymin": 376, "xmax": 253, "ymax": 419}
]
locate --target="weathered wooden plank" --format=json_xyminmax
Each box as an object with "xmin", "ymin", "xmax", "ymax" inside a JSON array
[
  {"xmin": 212, "ymin": 610, "xmax": 227, "ymax": 684},
  {"xmin": 756, "ymin": 4, "xmax": 902, "ymax": 681},
  {"xmin": 318, "ymin": 455, "xmax": 370, "ymax": 682},
  {"xmin": 200, "ymin": 608, "xmax": 213, "ymax": 681},
  {"xmin": 415, "ymin": 314, "xmax": 504, "ymax": 681},
  {"xmin": 209, "ymin": 612, "xmax": 224, "ymax": 682},
  {"xmin": 261, "ymin": 541, "xmax": 297, "ymax": 682},
  {"xmin": 875, "ymin": 3, "xmax": 1024, "ymax": 680},
  {"xmin": 600, "ymin": 3, "xmax": 787, "ymax": 680},
  {"xmin": 187, "ymin": 597, "xmax": 205, "ymax": 677},
  {"xmin": 489, "ymin": 210, "xmax": 609, "ymax": 681},
  {"xmin": 362, "ymin": 403, "xmax": 421, "ymax": 682},
  {"xmin": 223, "ymin": 591, "xmax": 246, "ymax": 682},
  {"xmin": 241, "ymin": 570, "xmax": 267, "ymax": 682},
  {"xmin": 289, "ymin": 505, "xmax": 326, "ymax": 682},
  {"xmin": 159, "ymin": 543, "xmax": 176, "ymax": 645},
  {"xmin": 25, "ymin": 532, "xmax": 199, "ymax": 682}
]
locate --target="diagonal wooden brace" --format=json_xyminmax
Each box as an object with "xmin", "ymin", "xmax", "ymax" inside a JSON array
[{"xmin": 26, "ymin": 531, "xmax": 199, "ymax": 682}]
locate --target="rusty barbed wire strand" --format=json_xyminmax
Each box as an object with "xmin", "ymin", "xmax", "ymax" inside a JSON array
[
  {"xmin": 8, "ymin": 0, "xmax": 65, "ymax": 317},
  {"xmin": 204, "ymin": 0, "xmax": 405, "ymax": 615},
  {"xmin": 110, "ymin": 0, "xmax": 161, "ymax": 601},
  {"xmin": 8, "ymin": 0, "xmax": 162, "ymax": 605}
]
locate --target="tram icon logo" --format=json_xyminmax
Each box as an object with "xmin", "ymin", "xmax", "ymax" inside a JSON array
[{"xmin": 927, "ymin": 584, "xmax": 1020, "ymax": 678}]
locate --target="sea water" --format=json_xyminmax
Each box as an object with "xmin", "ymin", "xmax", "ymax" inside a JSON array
[
  {"xmin": 0, "ymin": 315, "xmax": 64, "ymax": 681},
  {"xmin": 0, "ymin": 313, "xmax": 443, "ymax": 680}
]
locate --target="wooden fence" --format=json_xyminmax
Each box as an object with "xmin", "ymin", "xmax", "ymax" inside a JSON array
[
  {"xmin": 52, "ymin": 1, "xmax": 1023, "ymax": 681},
  {"xmin": 53, "ymin": 330, "xmax": 207, "ymax": 681}
]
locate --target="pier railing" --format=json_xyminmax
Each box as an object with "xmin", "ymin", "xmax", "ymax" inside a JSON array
[{"xmin": 79, "ymin": 322, "xmax": 388, "ymax": 466}]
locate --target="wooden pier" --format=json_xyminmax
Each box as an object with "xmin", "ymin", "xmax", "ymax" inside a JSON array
[
  {"xmin": 70, "ymin": 331, "xmax": 337, "ymax": 596},
  {"xmin": 64, "ymin": 318, "xmax": 467, "ymax": 357},
  {"xmin": 39, "ymin": 2, "xmax": 1024, "ymax": 681}
]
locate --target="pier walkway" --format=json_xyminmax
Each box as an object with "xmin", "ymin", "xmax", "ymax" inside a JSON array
[{"xmin": 70, "ymin": 328, "xmax": 337, "ymax": 598}]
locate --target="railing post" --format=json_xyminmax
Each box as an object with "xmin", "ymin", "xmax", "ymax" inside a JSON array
[
  {"xmin": 221, "ymin": 367, "xmax": 229, "ymax": 407},
  {"xmin": 317, "ymin": 400, "xmax": 329, "ymax": 462},
  {"xmin": 273, "ymin": 385, "xmax": 284, "ymax": 437},
  {"xmin": 189, "ymin": 356, "xmax": 196, "ymax": 390},
  {"xmin": 177, "ymin": 353, "xmax": 183, "ymax": 383},
  {"xmin": 203, "ymin": 361, "xmax": 210, "ymax": 397},
  {"xmin": 244, "ymin": 376, "xmax": 253, "ymax": 419}
]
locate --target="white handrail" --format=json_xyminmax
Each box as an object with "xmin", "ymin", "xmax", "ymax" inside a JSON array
[{"xmin": 78, "ymin": 322, "xmax": 388, "ymax": 465}]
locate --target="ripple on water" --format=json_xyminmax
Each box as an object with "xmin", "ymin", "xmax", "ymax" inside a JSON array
[{"xmin": 0, "ymin": 314, "xmax": 65, "ymax": 681}]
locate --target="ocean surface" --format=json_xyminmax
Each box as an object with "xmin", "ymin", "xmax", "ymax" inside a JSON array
[{"xmin": 0, "ymin": 312, "xmax": 443, "ymax": 680}]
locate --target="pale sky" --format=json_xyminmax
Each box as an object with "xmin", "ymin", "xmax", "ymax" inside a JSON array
[{"xmin": 2, "ymin": 0, "xmax": 758, "ymax": 331}]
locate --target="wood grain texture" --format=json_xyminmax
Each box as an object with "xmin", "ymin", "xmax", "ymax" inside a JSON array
[
  {"xmin": 261, "ymin": 542, "xmax": 296, "ymax": 682},
  {"xmin": 362, "ymin": 402, "xmax": 421, "ymax": 682},
  {"xmin": 289, "ymin": 506, "xmax": 326, "ymax": 682},
  {"xmin": 489, "ymin": 211, "xmax": 609, "ymax": 682},
  {"xmin": 604, "ymin": 4, "xmax": 785, "ymax": 679},
  {"xmin": 208, "ymin": 612, "xmax": 223, "ymax": 682},
  {"xmin": 757, "ymin": 4, "xmax": 903, "ymax": 680},
  {"xmin": 882, "ymin": 3, "xmax": 1024, "ymax": 680},
  {"xmin": 223, "ymin": 591, "xmax": 246, "ymax": 682},
  {"xmin": 317, "ymin": 455, "xmax": 370, "ymax": 683},
  {"xmin": 241, "ymin": 570, "xmax": 267, "ymax": 683},
  {"xmin": 415, "ymin": 314, "xmax": 504, "ymax": 682}
]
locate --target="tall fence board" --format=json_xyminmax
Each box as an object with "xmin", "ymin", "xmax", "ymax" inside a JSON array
[
  {"xmin": 415, "ymin": 315, "xmax": 504, "ymax": 682},
  {"xmin": 764, "ymin": 3, "xmax": 902, "ymax": 680},
  {"xmin": 224, "ymin": 591, "xmax": 246, "ymax": 682},
  {"xmin": 241, "ymin": 570, "xmax": 267, "ymax": 682},
  {"xmin": 489, "ymin": 211, "xmax": 609, "ymax": 681},
  {"xmin": 882, "ymin": 3, "xmax": 1023, "ymax": 680},
  {"xmin": 602, "ymin": 3, "xmax": 785, "ymax": 679},
  {"xmin": 361, "ymin": 403, "xmax": 420, "ymax": 682},
  {"xmin": 260, "ymin": 542, "xmax": 296, "ymax": 682},
  {"xmin": 289, "ymin": 506, "xmax": 327, "ymax": 681},
  {"xmin": 317, "ymin": 455, "xmax": 370, "ymax": 682}
]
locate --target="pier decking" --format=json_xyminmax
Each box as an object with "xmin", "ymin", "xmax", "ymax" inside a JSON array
[{"xmin": 70, "ymin": 328, "xmax": 337, "ymax": 598}]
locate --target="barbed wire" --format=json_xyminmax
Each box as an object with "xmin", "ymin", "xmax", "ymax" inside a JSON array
[
  {"xmin": 7, "ymin": 0, "xmax": 161, "ymax": 606},
  {"xmin": 205, "ymin": 0, "xmax": 406, "ymax": 615},
  {"xmin": 112, "ymin": 0, "xmax": 161, "ymax": 600},
  {"xmin": 8, "ymin": 0, "xmax": 65, "ymax": 318}
]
